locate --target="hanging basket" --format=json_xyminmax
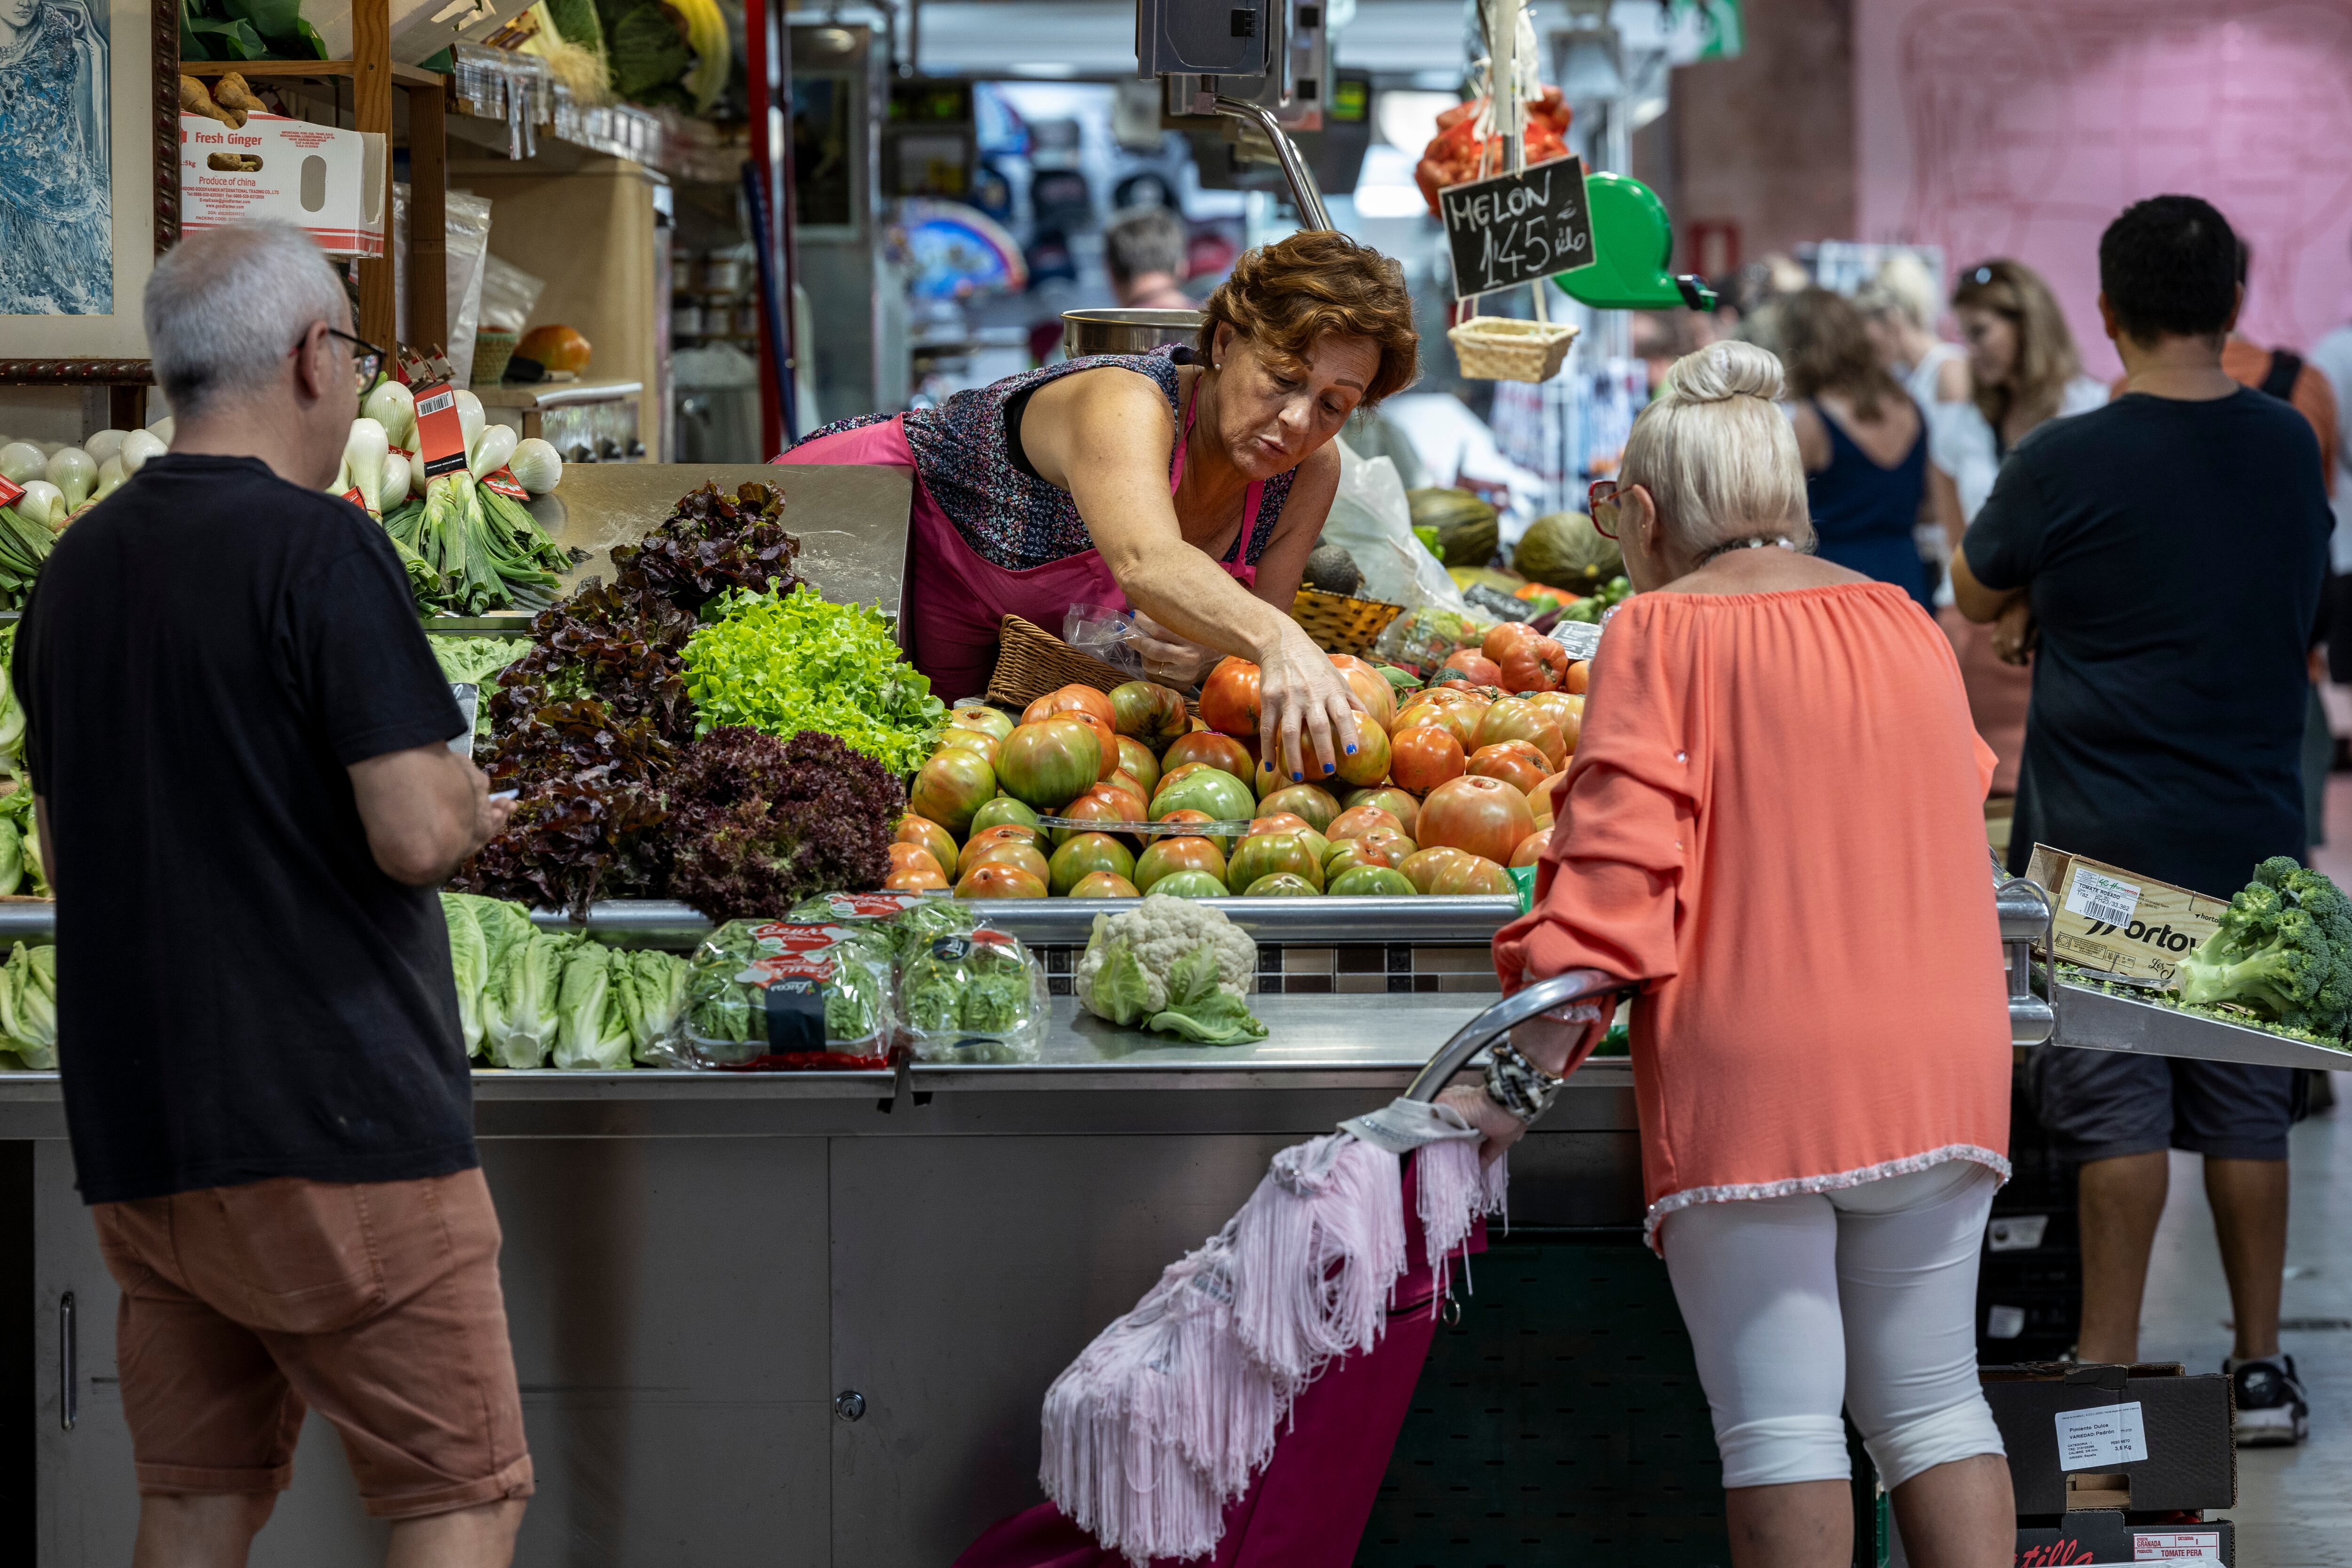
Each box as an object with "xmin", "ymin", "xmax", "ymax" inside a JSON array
[{"xmin": 1447, "ymin": 315, "xmax": 1579, "ymax": 383}]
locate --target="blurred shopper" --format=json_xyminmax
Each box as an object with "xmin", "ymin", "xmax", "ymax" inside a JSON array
[
  {"xmin": 2309, "ymin": 275, "xmax": 2352, "ymax": 685},
  {"xmin": 1953, "ymin": 196, "xmax": 2330, "ymax": 1446},
  {"xmin": 1858, "ymin": 252, "xmax": 1970, "ymax": 412},
  {"xmin": 2214, "ymin": 242, "xmax": 2340, "ymax": 849},
  {"xmin": 1930, "ymin": 259, "xmax": 2107, "ymax": 802},
  {"xmin": 12, "ymin": 222, "xmax": 532, "ymax": 1559},
  {"xmin": 1473, "ymin": 342, "xmax": 2016, "ymax": 1568},
  {"xmin": 1781, "ymin": 288, "xmax": 1934, "ymax": 610},
  {"xmin": 1103, "ymin": 205, "xmax": 1194, "ymax": 311}
]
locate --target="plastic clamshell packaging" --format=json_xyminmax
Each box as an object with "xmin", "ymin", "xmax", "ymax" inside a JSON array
[
  {"xmin": 683, "ymin": 920, "xmax": 896, "ymax": 1065},
  {"xmin": 899, "ymin": 929, "xmax": 1048, "ymax": 1065}
]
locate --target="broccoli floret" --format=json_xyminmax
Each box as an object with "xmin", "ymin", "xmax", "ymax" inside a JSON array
[{"xmin": 2175, "ymin": 860, "xmax": 2352, "ymax": 1040}]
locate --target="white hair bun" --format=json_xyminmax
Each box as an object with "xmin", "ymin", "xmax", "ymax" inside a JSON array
[{"xmin": 1664, "ymin": 341, "xmax": 1786, "ymax": 405}]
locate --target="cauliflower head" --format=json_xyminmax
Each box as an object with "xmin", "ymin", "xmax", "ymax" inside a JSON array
[{"xmin": 1075, "ymin": 894, "xmax": 1258, "ymax": 1025}]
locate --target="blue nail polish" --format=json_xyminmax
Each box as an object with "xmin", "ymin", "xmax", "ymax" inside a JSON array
[
  {"xmin": 1345, "ymin": 745, "xmax": 1357, "ymax": 755},
  {"xmin": 1321, "ymin": 763, "xmax": 1334, "ymax": 774},
  {"xmin": 1291, "ymin": 771, "xmax": 1303, "ymax": 781}
]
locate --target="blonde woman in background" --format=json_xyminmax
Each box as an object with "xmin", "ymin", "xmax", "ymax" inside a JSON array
[
  {"xmin": 1859, "ymin": 252, "xmax": 1971, "ymax": 414},
  {"xmin": 1930, "ymin": 260, "xmax": 2108, "ymax": 796},
  {"xmin": 1471, "ymin": 342, "xmax": 2016, "ymax": 1568}
]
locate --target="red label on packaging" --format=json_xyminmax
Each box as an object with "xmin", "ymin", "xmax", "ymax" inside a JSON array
[
  {"xmin": 481, "ymin": 468, "xmax": 528, "ymax": 499},
  {"xmin": 746, "ymin": 922, "xmax": 857, "ymax": 952},
  {"xmin": 741, "ymin": 953, "xmax": 837, "ymax": 986},
  {"xmin": 411, "ymin": 380, "xmax": 469, "ymax": 478},
  {"xmin": 0, "ymin": 477, "xmax": 22, "ymax": 509},
  {"xmin": 340, "ymin": 486, "xmax": 368, "ymax": 509},
  {"xmin": 806, "ymin": 892, "xmax": 922, "ymax": 919}
]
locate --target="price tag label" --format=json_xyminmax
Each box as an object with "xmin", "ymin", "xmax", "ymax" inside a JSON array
[
  {"xmin": 2133, "ymin": 1531, "xmax": 2224, "ymax": 1561},
  {"xmin": 2055, "ymin": 1400, "xmax": 2146, "ymax": 1470},
  {"xmin": 0, "ymin": 477, "xmax": 23, "ymax": 509},
  {"xmin": 481, "ymin": 467, "xmax": 528, "ymax": 500},
  {"xmin": 411, "ymin": 380, "xmax": 470, "ymax": 479},
  {"xmin": 1440, "ymin": 155, "xmax": 1596, "ymax": 300},
  {"xmin": 2064, "ymin": 867, "xmax": 2142, "ymax": 929}
]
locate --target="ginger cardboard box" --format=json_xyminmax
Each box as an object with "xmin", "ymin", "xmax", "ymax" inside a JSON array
[
  {"xmin": 2021, "ymin": 845, "xmax": 2231, "ymax": 988},
  {"xmin": 1981, "ymin": 1361, "xmax": 2234, "ymax": 1517},
  {"xmin": 180, "ymin": 113, "xmax": 385, "ymax": 257}
]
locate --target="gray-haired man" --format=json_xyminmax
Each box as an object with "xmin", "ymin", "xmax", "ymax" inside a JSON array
[{"xmin": 12, "ymin": 221, "xmax": 530, "ymax": 1565}]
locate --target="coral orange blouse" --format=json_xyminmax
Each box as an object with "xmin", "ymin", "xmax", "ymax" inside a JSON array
[{"xmin": 1493, "ymin": 582, "xmax": 2012, "ymax": 1248}]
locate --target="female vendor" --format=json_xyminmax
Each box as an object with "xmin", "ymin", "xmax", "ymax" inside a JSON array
[{"xmin": 776, "ymin": 230, "xmax": 1420, "ymax": 782}]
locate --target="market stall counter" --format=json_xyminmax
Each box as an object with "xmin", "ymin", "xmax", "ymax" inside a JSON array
[{"xmin": 8, "ymin": 903, "xmax": 1641, "ymax": 1568}]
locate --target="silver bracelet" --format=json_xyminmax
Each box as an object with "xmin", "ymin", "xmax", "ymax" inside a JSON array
[{"xmin": 1484, "ymin": 1040, "xmax": 1569, "ymax": 1122}]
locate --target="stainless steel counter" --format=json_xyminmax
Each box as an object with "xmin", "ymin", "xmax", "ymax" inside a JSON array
[{"xmin": 24, "ymin": 993, "xmax": 1640, "ymax": 1567}]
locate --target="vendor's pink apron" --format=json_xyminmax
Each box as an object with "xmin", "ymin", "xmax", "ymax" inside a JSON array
[
  {"xmin": 774, "ymin": 385, "xmax": 1263, "ymax": 701},
  {"xmin": 951, "ymin": 1161, "xmax": 1480, "ymax": 1568}
]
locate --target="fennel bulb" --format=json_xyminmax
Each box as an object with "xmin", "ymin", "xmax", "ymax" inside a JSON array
[
  {"xmin": 119, "ymin": 429, "xmax": 167, "ymax": 475},
  {"xmin": 363, "ymin": 380, "xmax": 417, "ymax": 449},
  {"xmin": 93, "ymin": 456, "xmax": 125, "ymax": 502},
  {"xmin": 0, "ymin": 445, "xmax": 43, "ymax": 485},
  {"xmin": 82, "ymin": 429, "xmax": 126, "ymax": 466},
  {"xmin": 16, "ymin": 483, "xmax": 63, "ymax": 531},
  {"xmin": 344, "ymin": 419, "xmax": 389, "ymax": 518},
  {"xmin": 468, "ymin": 422, "xmax": 517, "ymax": 481},
  {"xmin": 454, "ymin": 389, "xmax": 485, "ymax": 455},
  {"xmin": 381, "ymin": 451, "xmax": 412, "ymax": 512}
]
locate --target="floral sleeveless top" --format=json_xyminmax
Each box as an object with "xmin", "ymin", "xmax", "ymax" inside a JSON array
[{"xmin": 795, "ymin": 348, "xmax": 1296, "ymax": 572}]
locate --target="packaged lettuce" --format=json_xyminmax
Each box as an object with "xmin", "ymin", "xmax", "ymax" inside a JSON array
[
  {"xmin": 683, "ymin": 920, "xmax": 894, "ymax": 1065},
  {"xmin": 900, "ymin": 929, "xmax": 1047, "ymax": 1064},
  {"xmin": 787, "ymin": 889, "xmax": 977, "ymax": 969}
]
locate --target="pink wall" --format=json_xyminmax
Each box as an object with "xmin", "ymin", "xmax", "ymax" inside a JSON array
[{"xmin": 1855, "ymin": 0, "xmax": 2352, "ymax": 378}]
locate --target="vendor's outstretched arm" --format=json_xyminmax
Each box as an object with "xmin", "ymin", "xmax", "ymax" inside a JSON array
[{"xmin": 1045, "ymin": 374, "xmax": 1362, "ymax": 780}]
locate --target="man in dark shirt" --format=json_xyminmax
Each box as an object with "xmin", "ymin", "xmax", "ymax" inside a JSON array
[
  {"xmin": 1954, "ymin": 196, "xmax": 2329, "ymax": 1446},
  {"xmin": 13, "ymin": 221, "xmax": 530, "ymax": 1560}
]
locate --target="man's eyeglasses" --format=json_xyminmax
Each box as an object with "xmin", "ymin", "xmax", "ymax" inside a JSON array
[
  {"xmin": 1589, "ymin": 478, "xmax": 1625, "ymax": 540},
  {"xmin": 296, "ymin": 325, "xmax": 385, "ymax": 395}
]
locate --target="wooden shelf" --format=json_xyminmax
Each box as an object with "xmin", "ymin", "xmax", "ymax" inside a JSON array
[{"xmin": 181, "ymin": 57, "xmax": 444, "ymax": 89}]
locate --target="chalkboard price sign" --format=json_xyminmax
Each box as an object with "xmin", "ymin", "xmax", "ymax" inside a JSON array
[{"xmin": 1440, "ymin": 155, "xmax": 1596, "ymax": 300}]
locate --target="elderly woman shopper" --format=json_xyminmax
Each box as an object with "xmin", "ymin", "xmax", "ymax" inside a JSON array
[{"xmin": 1454, "ymin": 342, "xmax": 2016, "ymax": 1568}]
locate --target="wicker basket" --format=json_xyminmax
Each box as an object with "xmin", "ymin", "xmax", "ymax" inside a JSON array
[
  {"xmin": 985, "ymin": 614, "xmax": 1130, "ymax": 711},
  {"xmin": 471, "ymin": 328, "xmax": 520, "ymax": 386},
  {"xmin": 1447, "ymin": 315, "xmax": 1579, "ymax": 383},
  {"xmin": 1290, "ymin": 588, "xmax": 1404, "ymax": 655}
]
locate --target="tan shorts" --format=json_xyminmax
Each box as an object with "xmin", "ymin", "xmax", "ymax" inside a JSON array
[{"xmin": 93, "ymin": 1167, "xmax": 534, "ymax": 1520}]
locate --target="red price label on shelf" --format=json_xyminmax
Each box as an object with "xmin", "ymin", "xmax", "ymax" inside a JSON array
[{"xmin": 411, "ymin": 380, "xmax": 469, "ymax": 478}]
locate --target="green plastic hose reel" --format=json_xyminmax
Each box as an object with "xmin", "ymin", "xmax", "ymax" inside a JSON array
[{"xmin": 1553, "ymin": 172, "xmax": 1717, "ymax": 311}]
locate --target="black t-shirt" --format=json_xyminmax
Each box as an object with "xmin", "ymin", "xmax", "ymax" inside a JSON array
[
  {"xmin": 14, "ymin": 454, "xmax": 476, "ymax": 1204},
  {"xmin": 1964, "ymin": 388, "xmax": 2329, "ymax": 896}
]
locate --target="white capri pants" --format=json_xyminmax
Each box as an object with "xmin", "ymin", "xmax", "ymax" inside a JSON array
[{"xmin": 1659, "ymin": 1159, "xmax": 2007, "ymax": 1491}]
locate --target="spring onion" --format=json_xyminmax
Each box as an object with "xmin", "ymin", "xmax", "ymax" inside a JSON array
[
  {"xmin": 92, "ymin": 456, "xmax": 125, "ymax": 502},
  {"xmin": 44, "ymin": 447, "xmax": 94, "ymax": 511},
  {"xmin": 147, "ymin": 415, "xmax": 174, "ymax": 446},
  {"xmin": 0, "ymin": 445, "xmax": 42, "ymax": 485},
  {"xmin": 16, "ymin": 483, "xmax": 62, "ymax": 531},
  {"xmin": 509, "ymin": 436, "xmax": 563, "ymax": 495},
  {"xmin": 469, "ymin": 422, "xmax": 518, "ymax": 482},
  {"xmin": 362, "ymin": 381, "xmax": 417, "ymax": 450},
  {"xmin": 82, "ymin": 429, "xmax": 126, "ymax": 466},
  {"xmin": 119, "ymin": 429, "xmax": 167, "ymax": 475},
  {"xmin": 381, "ymin": 451, "xmax": 411, "ymax": 512},
  {"xmin": 344, "ymin": 419, "xmax": 389, "ymax": 519},
  {"xmin": 455, "ymin": 390, "xmax": 485, "ymax": 455}
]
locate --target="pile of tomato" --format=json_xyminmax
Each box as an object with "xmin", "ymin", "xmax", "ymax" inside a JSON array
[
  {"xmin": 1413, "ymin": 85, "xmax": 1574, "ymax": 220},
  {"xmin": 882, "ymin": 635, "xmax": 1585, "ymax": 902}
]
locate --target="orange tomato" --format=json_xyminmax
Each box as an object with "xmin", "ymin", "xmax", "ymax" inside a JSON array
[
  {"xmin": 895, "ymin": 814, "xmax": 958, "ymax": 871},
  {"xmin": 885, "ymin": 864, "xmax": 950, "ymax": 891},
  {"xmin": 1343, "ymin": 786, "xmax": 1421, "ymax": 836},
  {"xmin": 1389, "ymin": 724, "xmax": 1466, "ymax": 794},
  {"xmin": 1339, "ymin": 663, "xmax": 1396, "ymax": 730},
  {"xmin": 1024, "ymin": 683, "xmax": 1115, "ymax": 730},
  {"xmin": 1394, "ymin": 700, "xmax": 1483, "ymax": 753},
  {"xmin": 1162, "ymin": 731, "xmax": 1255, "ymax": 783},
  {"xmin": 1441, "ymin": 649, "xmax": 1501, "ymax": 685},
  {"xmin": 1200, "ymin": 657, "xmax": 1263, "ymax": 736},
  {"xmin": 1475, "ymin": 697, "xmax": 1567, "ymax": 769},
  {"xmin": 1565, "ymin": 660, "xmax": 1590, "ymax": 694},
  {"xmin": 1521, "ymin": 690, "xmax": 1582, "ymax": 753},
  {"xmin": 1417, "ymin": 774, "xmax": 1536, "ymax": 864},
  {"xmin": 1468, "ymin": 741, "xmax": 1550, "ymax": 794},
  {"xmin": 1327, "ymin": 804, "xmax": 1403, "ymax": 840},
  {"xmin": 956, "ymin": 863, "xmax": 1047, "ymax": 899},
  {"xmin": 1398, "ymin": 846, "xmax": 1474, "ymax": 894},
  {"xmin": 1510, "ymin": 828, "xmax": 1553, "ymax": 868},
  {"xmin": 1482, "ymin": 621, "xmax": 1541, "ymax": 664},
  {"xmin": 888, "ymin": 842, "xmax": 944, "ymax": 879},
  {"xmin": 1497, "ymin": 635, "xmax": 1569, "ymax": 695},
  {"xmin": 1250, "ymin": 812, "xmax": 1314, "ymax": 836}
]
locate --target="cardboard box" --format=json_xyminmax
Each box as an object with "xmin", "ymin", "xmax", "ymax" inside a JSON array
[
  {"xmin": 180, "ymin": 114, "xmax": 386, "ymax": 257},
  {"xmin": 2014, "ymin": 1511, "xmax": 2232, "ymax": 1565},
  {"xmin": 2021, "ymin": 846, "xmax": 2229, "ymax": 987},
  {"xmin": 1981, "ymin": 1362, "xmax": 2235, "ymax": 1516}
]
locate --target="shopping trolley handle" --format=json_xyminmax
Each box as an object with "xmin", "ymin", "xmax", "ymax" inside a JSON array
[{"xmin": 1402, "ymin": 969, "xmax": 1631, "ymax": 1103}]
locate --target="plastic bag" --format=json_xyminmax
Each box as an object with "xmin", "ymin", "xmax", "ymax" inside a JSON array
[
  {"xmin": 1318, "ymin": 438, "xmax": 1475, "ymax": 616},
  {"xmin": 477, "ymin": 254, "xmax": 545, "ymax": 335},
  {"xmin": 1063, "ymin": 603, "xmax": 1144, "ymax": 677},
  {"xmin": 900, "ymin": 929, "xmax": 1048, "ymax": 1064},
  {"xmin": 683, "ymin": 920, "xmax": 896, "ymax": 1066},
  {"xmin": 442, "ymin": 191, "xmax": 494, "ymax": 388},
  {"xmin": 1372, "ymin": 605, "xmax": 1495, "ymax": 677}
]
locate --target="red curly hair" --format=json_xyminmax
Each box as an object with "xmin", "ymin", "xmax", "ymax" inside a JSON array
[{"xmin": 1197, "ymin": 231, "xmax": 1420, "ymax": 406}]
